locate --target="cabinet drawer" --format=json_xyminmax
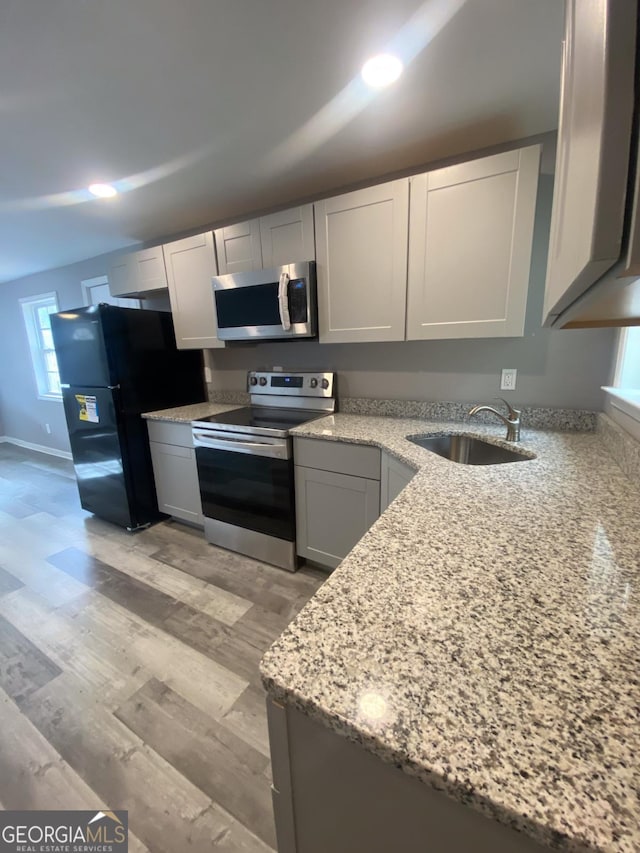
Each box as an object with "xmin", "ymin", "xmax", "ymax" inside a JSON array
[
  {"xmin": 294, "ymin": 438, "xmax": 380, "ymax": 480},
  {"xmin": 146, "ymin": 419, "xmax": 194, "ymax": 447}
]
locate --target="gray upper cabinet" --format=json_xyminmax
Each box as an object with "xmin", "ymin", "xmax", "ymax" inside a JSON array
[
  {"xmin": 163, "ymin": 232, "xmax": 223, "ymax": 350},
  {"xmin": 109, "ymin": 246, "xmax": 169, "ymax": 297},
  {"xmin": 214, "ymin": 219, "xmax": 263, "ymax": 274},
  {"xmin": 107, "ymin": 255, "xmax": 133, "ymax": 298},
  {"xmin": 314, "ymin": 181, "xmax": 409, "ymax": 343},
  {"xmin": 216, "ymin": 206, "xmax": 316, "ymax": 274},
  {"xmin": 543, "ymin": 0, "xmax": 637, "ymax": 326},
  {"xmin": 407, "ymin": 145, "xmax": 541, "ymax": 340},
  {"xmin": 260, "ymin": 204, "xmax": 315, "ymax": 267}
]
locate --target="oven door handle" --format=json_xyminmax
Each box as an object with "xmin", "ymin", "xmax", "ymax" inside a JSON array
[
  {"xmin": 278, "ymin": 272, "xmax": 291, "ymax": 330},
  {"xmin": 192, "ymin": 432, "xmax": 290, "ymax": 459}
]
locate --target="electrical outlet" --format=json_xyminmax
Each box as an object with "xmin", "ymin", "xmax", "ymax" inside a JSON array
[
  {"xmin": 500, "ymin": 369, "xmax": 517, "ymax": 391},
  {"xmin": 45, "ymin": 423, "xmax": 52, "ymax": 434}
]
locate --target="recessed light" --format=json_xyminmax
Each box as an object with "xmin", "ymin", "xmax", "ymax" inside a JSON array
[
  {"xmin": 361, "ymin": 54, "xmax": 403, "ymax": 89},
  {"xmin": 88, "ymin": 183, "xmax": 118, "ymax": 198}
]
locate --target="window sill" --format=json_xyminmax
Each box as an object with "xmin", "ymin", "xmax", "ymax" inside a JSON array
[
  {"xmin": 38, "ymin": 393, "xmax": 63, "ymax": 403},
  {"xmin": 601, "ymin": 387, "xmax": 640, "ymax": 423}
]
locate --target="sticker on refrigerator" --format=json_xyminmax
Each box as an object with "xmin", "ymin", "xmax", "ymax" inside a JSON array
[{"xmin": 75, "ymin": 394, "xmax": 99, "ymax": 423}]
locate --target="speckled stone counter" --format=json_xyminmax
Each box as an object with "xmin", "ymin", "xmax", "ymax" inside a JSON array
[
  {"xmin": 141, "ymin": 402, "xmax": 241, "ymax": 423},
  {"xmin": 260, "ymin": 413, "xmax": 640, "ymax": 852}
]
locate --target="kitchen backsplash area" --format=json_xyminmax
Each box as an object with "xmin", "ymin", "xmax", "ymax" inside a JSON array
[
  {"xmin": 338, "ymin": 399, "xmax": 598, "ymax": 431},
  {"xmin": 204, "ymin": 320, "xmax": 616, "ymax": 413},
  {"xmin": 205, "ymin": 388, "xmax": 249, "ymax": 406},
  {"xmin": 205, "ymin": 384, "xmax": 597, "ymax": 433}
]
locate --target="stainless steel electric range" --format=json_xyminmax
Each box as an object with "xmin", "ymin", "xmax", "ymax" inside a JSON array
[{"xmin": 192, "ymin": 370, "xmax": 336, "ymax": 571}]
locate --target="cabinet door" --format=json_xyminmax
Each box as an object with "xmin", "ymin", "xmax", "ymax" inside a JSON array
[
  {"xmin": 150, "ymin": 441, "xmax": 203, "ymax": 526},
  {"xmin": 132, "ymin": 247, "xmax": 168, "ymax": 293},
  {"xmin": 108, "ymin": 254, "xmax": 136, "ymax": 297},
  {"xmin": 542, "ymin": 0, "xmax": 636, "ymax": 324},
  {"xmin": 260, "ymin": 204, "xmax": 315, "ymax": 267},
  {"xmin": 214, "ymin": 220, "xmax": 263, "ymax": 274},
  {"xmin": 315, "ymin": 181, "xmax": 409, "ymax": 343},
  {"xmin": 380, "ymin": 453, "xmax": 415, "ymax": 513},
  {"xmin": 163, "ymin": 232, "xmax": 223, "ymax": 349},
  {"xmin": 109, "ymin": 247, "xmax": 168, "ymax": 296},
  {"xmin": 407, "ymin": 146, "xmax": 540, "ymax": 340},
  {"xmin": 295, "ymin": 466, "xmax": 380, "ymax": 569}
]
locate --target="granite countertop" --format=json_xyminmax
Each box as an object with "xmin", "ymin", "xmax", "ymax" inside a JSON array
[
  {"xmin": 260, "ymin": 413, "xmax": 640, "ymax": 853},
  {"xmin": 141, "ymin": 402, "xmax": 242, "ymax": 422}
]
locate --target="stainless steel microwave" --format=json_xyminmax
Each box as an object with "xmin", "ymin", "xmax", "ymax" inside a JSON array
[{"xmin": 213, "ymin": 261, "xmax": 317, "ymax": 341}]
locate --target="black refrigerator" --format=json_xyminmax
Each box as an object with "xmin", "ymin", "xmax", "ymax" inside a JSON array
[{"xmin": 51, "ymin": 305, "xmax": 206, "ymax": 530}]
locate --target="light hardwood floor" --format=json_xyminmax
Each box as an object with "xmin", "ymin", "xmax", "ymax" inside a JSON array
[{"xmin": 0, "ymin": 443, "xmax": 326, "ymax": 852}]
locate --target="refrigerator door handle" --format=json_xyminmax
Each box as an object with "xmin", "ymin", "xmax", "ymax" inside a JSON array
[{"xmin": 62, "ymin": 383, "xmax": 120, "ymax": 390}]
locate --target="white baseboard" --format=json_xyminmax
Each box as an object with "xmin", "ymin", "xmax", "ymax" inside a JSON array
[{"xmin": 0, "ymin": 435, "xmax": 73, "ymax": 460}]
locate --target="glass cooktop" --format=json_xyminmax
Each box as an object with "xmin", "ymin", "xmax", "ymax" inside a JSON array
[{"xmin": 193, "ymin": 406, "xmax": 324, "ymax": 436}]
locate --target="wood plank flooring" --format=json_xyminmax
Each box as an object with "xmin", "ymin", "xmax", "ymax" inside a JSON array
[{"xmin": 0, "ymin": 442, "xmax": 326, "ymax": 852}]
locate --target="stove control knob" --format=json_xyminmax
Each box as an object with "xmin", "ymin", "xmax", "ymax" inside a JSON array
[
  {"xmin": 310, "ymin": 378, "xmax": 318, "ymax": 388},
  {"xmin": 259, "ymin": 377, "xmax": 267, "ymax": 386},
  {"xmin": 249, "ymin": 376, "xmax": 258, "ymax": 386},
  {"xmin": 321, "ymin": 378, "xmax": 330, "ymax": 390}
]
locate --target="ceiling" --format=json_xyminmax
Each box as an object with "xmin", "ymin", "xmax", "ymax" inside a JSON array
[{"xmin": 0, "ymin": 0, "xmax": 563, "ymax": 284}]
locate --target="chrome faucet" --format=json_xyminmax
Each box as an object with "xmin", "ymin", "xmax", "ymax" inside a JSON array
[{"xmin": 467, "ymin": 398, "xmax": 521, "ymax": 442}]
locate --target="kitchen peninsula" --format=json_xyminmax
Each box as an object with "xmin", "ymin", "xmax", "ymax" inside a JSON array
[{"xmin": 261, "ymin": 412, "xmax": 640, "ymax": 853}]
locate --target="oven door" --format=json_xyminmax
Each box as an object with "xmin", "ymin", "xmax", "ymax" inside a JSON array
[
  {"xmin": 213, "ymin": 262, "xmax": 316, "ymax": 341},
  {"xmin": 193, "ymin": 429, "xmax": 295, "ymax": 541}
]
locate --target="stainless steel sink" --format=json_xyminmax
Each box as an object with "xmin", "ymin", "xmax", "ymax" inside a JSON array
[{"xmin": 407, "ymin": 433, "xmax": 532, "ymax": 465}]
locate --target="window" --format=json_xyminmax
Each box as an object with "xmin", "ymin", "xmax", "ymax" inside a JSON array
[
  {"xmin": 20, "ymin": 292, "xmax": 62, "ymax": 399},
  {"xmin": 603, "ymin": 327, "xmax": 640, "ymax": 424},
  {"xmin": 613, "ymin": 327, "xmax": 640, "ymax": 390},
  {"xmin": 81, "ymin": 274, "xmax": 140, "ymax": 308}
]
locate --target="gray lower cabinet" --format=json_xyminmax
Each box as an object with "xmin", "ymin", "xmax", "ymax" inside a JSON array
[
  {"xmin": 267, "ymin": 700, "xmax": 548, "ymax": 853},
  {"xmin": 380, "ymin": 452, "xmax": 416, "ymax": 512},
  {"xmin": 294, "ymin": 438, "xmax": 381, "ymax": 569},
  {"xmin": 147, "ymin": 420, "xmax": 203, "ymax": 527}
]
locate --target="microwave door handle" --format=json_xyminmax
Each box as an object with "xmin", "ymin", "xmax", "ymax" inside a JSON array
[{"xmin": 278, "ymin": 272, "xmax": 291, "ymax": 330}]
